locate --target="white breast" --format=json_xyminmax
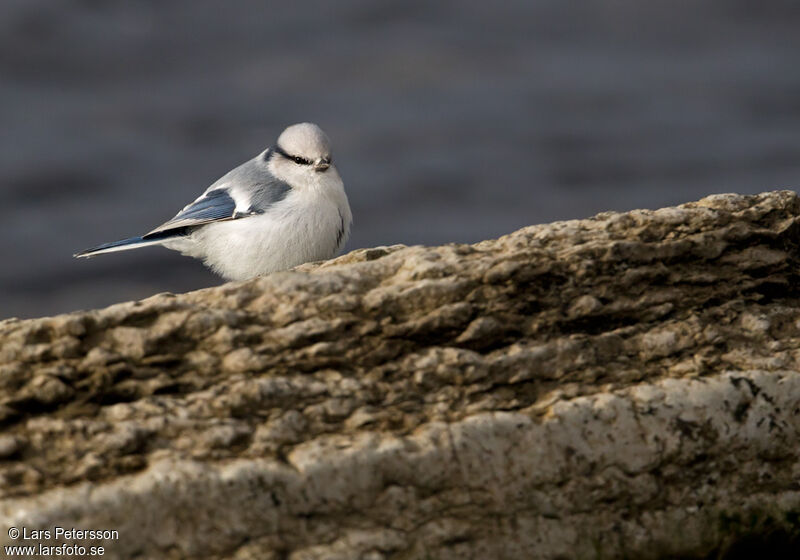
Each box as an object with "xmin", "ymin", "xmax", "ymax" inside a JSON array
[{"xmin": 181, "ymin": 175, "xmax": 351, "ymax": 280}]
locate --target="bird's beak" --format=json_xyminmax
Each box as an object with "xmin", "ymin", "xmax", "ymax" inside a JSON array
[{"xmin": 313, "ymin": 158, "xmax": 330, "ymax": 172}]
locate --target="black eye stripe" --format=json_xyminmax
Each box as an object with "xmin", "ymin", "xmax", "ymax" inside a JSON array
[{"xmin": 273, "ymin": 145, "xmax": 311, "ymax": 165}]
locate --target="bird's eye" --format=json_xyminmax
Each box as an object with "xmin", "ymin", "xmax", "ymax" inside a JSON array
[{"xmin": 273, "ymin": 145, "xmax": 311, "ymax": 165}]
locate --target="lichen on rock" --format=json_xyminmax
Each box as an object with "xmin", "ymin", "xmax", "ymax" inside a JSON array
[{"xmin": 1, "ymin": 191, "xmax": 800, "ymax": 559}]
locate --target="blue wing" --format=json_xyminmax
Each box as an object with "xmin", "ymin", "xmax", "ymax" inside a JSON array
[
  {"xmin": 144, "ymin": 188, "xmax": 239, "ymax": 237},
  {"xmin": 143, "ymin": 156, "xmax": 293, "ymax": 238}
]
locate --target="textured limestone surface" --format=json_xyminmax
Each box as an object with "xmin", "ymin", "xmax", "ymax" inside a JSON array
[{"xmin": 2, "ymin": 191, "xmax": 800, "ymax": 559}]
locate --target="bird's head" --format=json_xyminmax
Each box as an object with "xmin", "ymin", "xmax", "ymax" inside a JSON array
[{"xmin": 266, "ymin": 122, "xmax": 336, "ymax": 185}]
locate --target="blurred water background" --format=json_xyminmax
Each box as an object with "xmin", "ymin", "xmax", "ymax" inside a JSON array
[{"xmin": 1, "ymin": 0, "xmax": 799, "ymax": 319}]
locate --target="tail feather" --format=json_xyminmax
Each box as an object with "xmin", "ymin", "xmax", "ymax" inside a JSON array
[{"xmin": 74, "ymin": 235, "xmax": 169, "ymax": 258}]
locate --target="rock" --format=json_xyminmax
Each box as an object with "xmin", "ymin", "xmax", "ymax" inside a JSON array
[
  {"xmin": 0, "ymin": 435, "xmax": 21, "ymax": 459},
  {"xmin": 2, "ymin": 191, "xmax": 800, "ymax": 559}
]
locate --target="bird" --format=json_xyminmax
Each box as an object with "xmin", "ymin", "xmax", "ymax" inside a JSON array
[{"xmin": 75, "ymin": 122, "xmax": 352, "ymax": 281}]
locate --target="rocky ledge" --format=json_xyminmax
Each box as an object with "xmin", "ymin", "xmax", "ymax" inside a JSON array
[{"xmin": 1, "ymin": 191, "xmax": 800, "ymax": 559}]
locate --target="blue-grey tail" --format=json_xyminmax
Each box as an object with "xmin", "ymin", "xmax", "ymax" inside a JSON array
[{"xmin": 73, "ymin": 235, "xmax": 169, "ymax": 258}]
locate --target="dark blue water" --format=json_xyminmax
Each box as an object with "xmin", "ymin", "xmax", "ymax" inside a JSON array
[{"xmin": 2, "ymin": 0, "xmax": 799, "ymax": 319}]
